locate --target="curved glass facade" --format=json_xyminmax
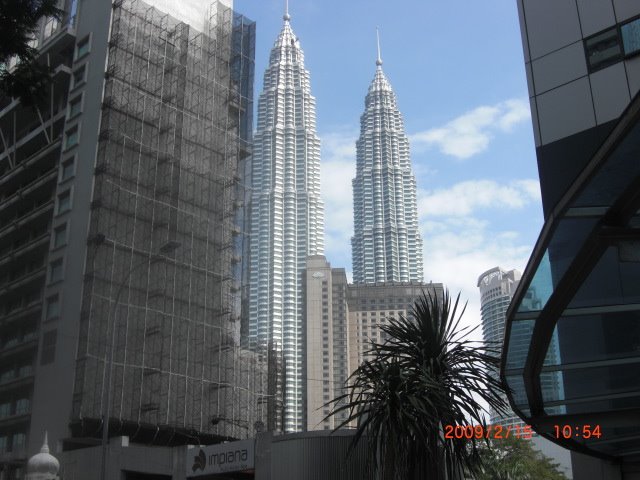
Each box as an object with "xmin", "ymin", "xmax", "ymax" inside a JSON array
[{"xmin": 502, "ymin": 93, "xmax": 640, "ymax": 462}]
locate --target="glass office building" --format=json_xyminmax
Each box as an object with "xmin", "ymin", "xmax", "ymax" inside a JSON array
[{"xmin": 504, "ymin": 1, "xmax": 640, "ymax": 475}]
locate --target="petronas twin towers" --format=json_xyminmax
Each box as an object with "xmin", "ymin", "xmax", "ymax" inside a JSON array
[
  {"xmin": 248, "ymin": 10, "xmax": 423, "ymax": 431},
  {"xmin": 248, "ymin": 9, "xmax": 324, "ymax": 431},
  {"xmin": 352, "ymin": 40, "xmax": 424, "ymax": 283}
]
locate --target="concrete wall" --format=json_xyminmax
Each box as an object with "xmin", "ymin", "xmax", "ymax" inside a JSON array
[
  {"xmin": 28, "ymin": 0, "xmax": 114, "ymax": 457},
  {"xmin": 60, "ymin": 437, "xmax": 185, "ymax": 480},
  {"xmin": 256, "ymin": 430, "xmax": 369, "ymax": 480},
  {"xmin": 59, "ymin": 431, "xmax": 370, "ymax": 480}
]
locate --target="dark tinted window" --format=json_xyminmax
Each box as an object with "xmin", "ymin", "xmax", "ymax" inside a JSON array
[{"xmin": 585, "ymin": 27, "xmax": 623, "ymax": 72}]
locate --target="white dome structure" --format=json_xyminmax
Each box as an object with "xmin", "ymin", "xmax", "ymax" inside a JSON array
[{"xmin": 26, "ymin": 432, "xmax": 60, "ymax": 480}]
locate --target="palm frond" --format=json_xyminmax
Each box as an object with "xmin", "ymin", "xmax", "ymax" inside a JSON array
[{"xmin": 325, "ymin": 288, "xmax": 510, "ymax": 478}]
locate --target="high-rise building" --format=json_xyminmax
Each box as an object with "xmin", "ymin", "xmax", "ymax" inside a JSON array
[
  {"xmin": 303, "ymin": 256, "xmax": 443, "ymax": 431},
  {"xmin": 351, "ymin": 35, "xmax": 423, "ymax": 284},
  {"xmin": 478, "ymin": 267, "xmax": 525, "ymax": 428},
  {"xmin": 0, "ymin": 0, "xmax": 263, "ymax": 476},
  {"xmin": 480, "ymin": 267, "xmax": 572, "ymax": 478},
  {"xmin": 504, "ymin": 1, "xmax": 640, "ymax": 477},
  {"xmin": 248, "ymin": 7, "xmax": 324, "ymax": 432},
  {"xmin": 303, "ymin": 256, "xmax": 348, "ymax": 431}
]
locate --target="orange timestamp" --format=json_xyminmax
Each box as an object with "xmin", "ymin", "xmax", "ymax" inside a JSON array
[
  {"xmin": 443, "ymin": 424, "xmax": 533, "ymax": 440},
  {"xmin": 553, "ymin": 424, "xmax": 602, "ymax": 439}
]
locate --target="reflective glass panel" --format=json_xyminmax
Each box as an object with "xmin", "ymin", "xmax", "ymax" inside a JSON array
[
  {"xmin": 543, "ymin": 327, "xmax": 562, "ymax": 366},
  {"xmin": 518, "ymin": 251, "xmax": 552, "ymax": 313},
  {"xmin": 541, "ymin": 363, "xmax": 640, "ymax": 403},
  {"xmin": 505, "ymin": 320, "xmax": 534, "ymax": 370},
  {"xmin": 543, "ymin": 405, "xmax": 567, "ymax": 415},
  {"xmin": 556, "ymin": 395, "xmax": 640, "ymax": 415},
  {"xmin": 555, "ymin": 309, "xmax": 640, "ymax": 364},
  {"xmin": 517, "ymin": 218, "xmax": 597, "ymax": 314},
  {"xmin": 574, "ymin": 119, "xmax": 640, "ymax": 208},
  {"xmin": 540, "ymin": 371, "xmax": 566, "ymax": 403},
  {"xmin": 569, "ymin": 246, "xmax": 640, "ymax": 308},
  {"xmin": 622, "ymin": 18, "xmax": 640, "ymax": 56},
  {"xmin": 505, "ymin": 374, "xmax": 529, "ymax": 410}
]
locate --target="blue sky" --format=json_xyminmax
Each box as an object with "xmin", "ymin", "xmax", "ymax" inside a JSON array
[{"xmin": 234, "ymin": 0, "xmax": 544, "ymax": 337}]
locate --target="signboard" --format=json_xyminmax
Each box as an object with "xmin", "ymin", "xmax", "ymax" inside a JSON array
[{"xmin": 188, "ymin": 438, "xmax": 255, "ymax": 477}]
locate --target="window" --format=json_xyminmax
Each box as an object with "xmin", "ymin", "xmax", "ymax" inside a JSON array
[
  {"xmin": 585, "ymin": 27, "xmax": 623, "ymax": 72},
  {"xmin": 0, "ymin": 436, "xmax": 6, "ymax": 452},
  {"xmin": 41, "ymin": 330, "xmax": 57, "ymax": 365},
  {"xmin": 15, "ymin": 399, "xmax": 29, "ymax": 415},
  {"xmin": 45, "ymin": 295, "xmax": 60, "ymax": 320},
  {"xmin": 68, "ymin": 95, "xmax": 82, "ymax": 118},
  {"xmin": 12, "ymin": 432, "xmax": 26, "ymax": 449},
  {"xmin": 621, "ymin": 18, "xmax": 640, "ymax": 56},
  {"xmin": 49, "ymin": 259, "xmax": 63, "ymax": 283},
  {"xmin": 60, "ymin": 157, "xmax": 75, "ymax": 181},
  {"xmin": 76, "ymin": 36, "xmax": 90, "ymax": 58},
  {"xmin": 65, "ymin": 126, "xmax": 79, "ymax": 149},
  {"xmin": 57, "ymin": 190, "xmax": 71, "ymax": 214},
  {"xmin": 53, "ymin": 224, "xmax": 67, "ymax": 248},
  {"xmin": 73, "ymin": 65, "xmax": 86, "ymax": 87},
  {"xmin": 3, "ymin": 332, "xmax": 19, "ymax": 349}
]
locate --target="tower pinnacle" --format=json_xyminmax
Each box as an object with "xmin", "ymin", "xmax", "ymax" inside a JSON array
[
  {"xmin": 376, "ymin": 27, "xmax": 383, "ymax": 67},
  {"xmin": 284, "ymin": 0, "xmax": 290, "ymax": 21}
]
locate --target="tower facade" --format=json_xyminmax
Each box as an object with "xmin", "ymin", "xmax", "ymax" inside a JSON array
[
  {"xmin": 248, "ymin": 9, "xmax": 324, "ymax": 432},
  {"xmin": 478, "ymin": 267, "xmax": 525, "ymax": 428},
  {"xmin": 351, "ymin": 42, "xmax": 423, "ymax": 284}
]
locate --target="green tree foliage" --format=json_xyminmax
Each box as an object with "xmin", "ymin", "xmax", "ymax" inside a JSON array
[
  {"xmin": 473, "ymin": 435, "xmax": 568, "ymax": 480},
  {"xmin": 0, "ymin": 0, "xmax": 63, "ymax": 104},
  {"xmin": 327, "ymin": 290, "xmax": 509, "ymax": 480}
]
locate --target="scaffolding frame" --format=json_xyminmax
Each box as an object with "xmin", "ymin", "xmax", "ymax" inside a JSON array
[{"xmin": 73, "ymin": 0, "xmax": 264, "ymax": 443}]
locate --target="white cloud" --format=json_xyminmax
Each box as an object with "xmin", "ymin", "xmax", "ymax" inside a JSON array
[
  {"xmin": 418, "ymin": 179, "xmax": 541, "ymax": 218},
  {"xmin": 419, "ymin": 179, "xmax": 542, "ymax": 342},
  {"xmin": 422, "ymin": 215, "xmax": 534, "ymax": 343},
  {"xmin": 410, "ymin": 98, "xmax": 531, "ymax": 159},
  {"xmin": 320, "ymin": 129, "xmax": 358, "ymax": 268}
]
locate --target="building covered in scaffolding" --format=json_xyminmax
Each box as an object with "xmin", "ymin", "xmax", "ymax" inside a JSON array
[{"xmin": 0, "ymin": 0, "xmax": 265, "ymax": 476}]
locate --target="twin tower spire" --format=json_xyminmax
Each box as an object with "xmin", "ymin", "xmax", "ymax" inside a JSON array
[{"xmin": 248, "ymin": 5, "xmax": 423, "ymax": 431}]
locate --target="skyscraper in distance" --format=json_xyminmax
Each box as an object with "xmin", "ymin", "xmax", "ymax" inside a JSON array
[
  {"xmin": 478, "ymin": 267, "xmax": 525, "ymax": 428},
  {"xmin": 351, "ymin": 31, "xmax": 423, "ymax": 284},
  {"xmin": 248, "ymin": 4, "xmax": 324, "ymax": 432}
]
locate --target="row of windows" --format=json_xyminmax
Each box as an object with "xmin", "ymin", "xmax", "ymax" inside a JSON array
[
  {"xmin": 0, "ymin": 432, "xmax": 27, "ymax": 453},
  {"xmin": 0, "ymin": 329, "xmax": 37, "ymax": 351},
  {"xmin": 45, "ymin": 44, "xmax": 83, "ymax": 331},
  {"xmin": 0, "ymin": 398, "xmax": 30, "ymax": 418},
  {"xmin": 0, "ymin": 364, "xmax": 34, "ymax": 384}
]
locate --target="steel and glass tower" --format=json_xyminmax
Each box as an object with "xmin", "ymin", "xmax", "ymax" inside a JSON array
[
  {"xmin": 351, "ymin": 34, "xmax": 423, "ymax": 283},
  {"xmin": 248, "ymin": 6, "xmax": 324, "ymax": 432},
  {"xmin": 478, "ymin": 267, "xmax": 527, "ymax": 428}
]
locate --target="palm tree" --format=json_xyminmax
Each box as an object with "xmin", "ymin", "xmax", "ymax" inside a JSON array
[{"xmin": 327, "ymin": 289, "xmax": 509, "ymax": 479}]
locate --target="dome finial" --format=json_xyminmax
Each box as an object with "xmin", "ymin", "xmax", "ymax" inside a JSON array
[
  {"xmin": 283, "ymin": 0, "xmax": 290, "ymax": 21},
  {"xmin": 27, "ymin": 431, "xmax": 60, "ymax": 477},
  {"xmin": 41, "ymin": 431, "xmax": 50, "ymax": 454},
  {"xmin": 376, "ymin": 27, "xmax": 383, "ymax": 67}
]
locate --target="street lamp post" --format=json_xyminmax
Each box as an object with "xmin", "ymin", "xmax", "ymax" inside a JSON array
[{"xmin": 99, "ymin": 240, "xmax": 180, "ymax": 480}]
